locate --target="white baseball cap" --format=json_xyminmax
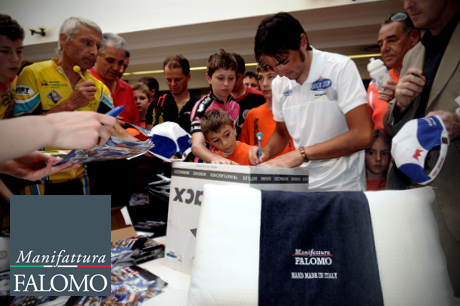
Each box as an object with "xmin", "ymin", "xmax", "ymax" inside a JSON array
[
  {"xmin": 391, "ymin": 115, "xmax": 449, "ymax": 185},
  {"xmin": 148, "ymin": 122, "xmax": 192, "ymax": 162}
]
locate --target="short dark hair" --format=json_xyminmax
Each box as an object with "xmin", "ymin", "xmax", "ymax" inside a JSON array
[
  {"xmin": 0, "ymin": 14, "xmax": 24, "ymax": 41},
  {"xmin": 163, "ymin": 55, "xmax": 191, "ymax": 76},
  {"xmin": 254, "ymin": 12, "xmax": 311, "ymax": 62},
  {"xmin": 138, "ymin": 77, "xmax": 159, "ymax": 92},
  {"xmin": 207, "ymin": 49, "xmax": 238, "ymax": 77},
  {"xmin": 244, "ymin": 71, "xmax": 257, "ymax": 79},
  {"xmin": 201, "ymin": 109, "xmax": 234, "ymax": 137},
  {"xmin": 232, "ymin": 53, "xmax": 246, "ymax": 74}
]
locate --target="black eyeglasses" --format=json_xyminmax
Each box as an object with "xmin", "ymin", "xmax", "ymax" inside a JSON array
[{"xmin": 388, "ymin": 12, "xmax": 409, "ymax": 22}]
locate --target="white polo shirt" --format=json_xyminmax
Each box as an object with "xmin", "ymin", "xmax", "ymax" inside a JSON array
[{"xmin": 272, "ymin": 48, "xmax": 367, "ymax": 191}]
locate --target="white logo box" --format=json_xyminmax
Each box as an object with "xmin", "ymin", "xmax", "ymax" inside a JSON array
[{"xmin": 164, "ymin": 162, "xmax": 309, "ymax": 274}]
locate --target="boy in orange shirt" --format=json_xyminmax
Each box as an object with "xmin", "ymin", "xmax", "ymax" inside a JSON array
[
  {"xmin": 239, "ymin": 62, "xmax": 294, "ymax": 158},
  {"xmin": 201, "ymin": 109, "xmax": 253, "ymax": 165}
]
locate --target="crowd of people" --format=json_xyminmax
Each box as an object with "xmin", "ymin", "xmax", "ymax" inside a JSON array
[{"xmin": 0, "ymin": 0, "xmax": 459, "ymax": 300}]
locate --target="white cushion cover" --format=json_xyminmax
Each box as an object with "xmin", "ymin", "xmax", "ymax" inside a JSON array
[{"xmin": 188, "ymin": 185, "xmax": 454, "ymax": 306}]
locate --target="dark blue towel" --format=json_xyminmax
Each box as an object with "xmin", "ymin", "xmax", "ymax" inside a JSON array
[{"xmin": 258, "ymin": 191, "xmax": 384, "ymax": 306}]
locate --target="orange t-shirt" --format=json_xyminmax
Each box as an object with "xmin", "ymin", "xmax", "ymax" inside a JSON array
[
  {"xmin": 127, "ymin": 122, "xmax": 149, "ymax": 141},
  {"xmin": 367, "ymin": 69, "xmax": 399, "ymax": 130},
  {"xmin": 366, "ymin": 178, "xmax": 386, "ymax": 191},
  {"xmin": 239, "ymin": 103, "xmax": 294, "ymax": 158},
  {"xmin": 217, "ymin": 141, "xmax": 252, "ymax": 165}
]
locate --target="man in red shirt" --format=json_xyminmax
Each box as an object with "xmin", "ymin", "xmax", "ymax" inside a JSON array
[
  {"xmin": 90, "ymin": 33, "xmax": 140, "ymax": 125},
  {"xmin": 89, "ymin": 33, "xmax": 141, "ymax": 205},
  {"xmin": 367, "ymin": 12, "xmax": 419, "ymax": 129}
]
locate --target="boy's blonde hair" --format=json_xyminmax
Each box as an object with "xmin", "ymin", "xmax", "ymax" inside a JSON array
[
  {"xmin": 132, "ymin": 83, "xmax": 151, "ymax": 101},
  {"xmin": 201, "ymin": 109, "xmax": 234, "ymax": 138},
  {"xmin": 207, "ymin": 49, "xmax": 238, "ymax": 77}
]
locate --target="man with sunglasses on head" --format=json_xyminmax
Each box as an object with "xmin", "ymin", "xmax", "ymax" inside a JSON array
[
  {"xmin": 383, "ymin": 0, "xmax": 460, "ymax": 300},
  {"xmin": 250, "ymin": 12, "xmax": 373, "ymax": 191},
  {"xmin": 367, "ymin": 12, "xmax": 419, "ymax": 129}
]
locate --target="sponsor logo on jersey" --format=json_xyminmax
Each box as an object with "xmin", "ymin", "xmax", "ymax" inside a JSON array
[
  {"xmin": 48, "ymin": 89, "xmax": 62, "ymax": 104},
  {"xmin": 15, "ymin": 85, "xmax": 33, "ymax": 95},
  {"xmin": 311, "ymin": 78, "xmax": 332, "ymax": 91},
  {"xmin": 1, "ymin": 93, "xmax": 11, "ymax": 107},
  {"xmin": 283, "ymin": 90, "xmax": 293, "ymax": 97},
  {"xmin": 49, "ymin": 81, "xmax": 68, "ymax": 87}
]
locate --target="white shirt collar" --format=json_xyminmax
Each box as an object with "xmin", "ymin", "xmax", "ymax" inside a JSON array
[
  {"xmin": 305, "ymin": 47, "xmax": 323, "ymax": 84},
  {"xmin": 282, "ymin": 47, "xmax": 323, "ymax": 88}
]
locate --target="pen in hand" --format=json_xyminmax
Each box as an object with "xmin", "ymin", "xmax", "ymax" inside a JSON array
[
  {"xmin": 257, "ymin": 132, "xmax": 263, "ymax": 165},
  {"xmin": 105, "ymin": 106, "xmax": 125, "ymax": 117},
  {"xmin": 99, "ymin": 106, "xmax": 125, "ymax": 131},
  {"xmin": 93, "ymin": 106, "xmax": 126, "ymax": 146}
]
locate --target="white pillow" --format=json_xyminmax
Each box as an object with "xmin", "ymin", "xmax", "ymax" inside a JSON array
[
  {"xmin": 188, "ymin": 185, "xmax": 454, "ymax": 306},
  {"xmin": 366, "ymin": 189, "xmax": 453, "ymax": 305}
]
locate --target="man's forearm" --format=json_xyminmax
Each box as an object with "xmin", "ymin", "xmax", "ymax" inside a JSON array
[{"xmin": 264, "ymin": 129, "xmax": 291, "ymax": 159}]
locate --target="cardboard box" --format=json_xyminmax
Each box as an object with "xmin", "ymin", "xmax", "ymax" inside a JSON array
[
  {"xmin": 111, "ymin": 206, "xmax": 137, "ymax": 242},
  {"xmin": 164, "ymin": 163, "xmax": 309, "ymax": 274}
]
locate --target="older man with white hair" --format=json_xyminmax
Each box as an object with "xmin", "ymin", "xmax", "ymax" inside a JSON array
[
  {"xmin": 90, "ymin": 33, "xmax": 140, "ymax": 125},
  {"xmin": 13, "ymin": 17, "xmax": 114, "ymax": 195}
]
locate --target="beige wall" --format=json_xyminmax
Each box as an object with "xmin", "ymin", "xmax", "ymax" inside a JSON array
[{"xmin": 4, "ymin": 0, "xmax": 360, "ymax": 47}]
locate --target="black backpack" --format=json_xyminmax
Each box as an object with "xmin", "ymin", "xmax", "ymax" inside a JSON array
[{"xmin": 153, "ymin": 93, "xmax": 168, "ymax": 126}]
